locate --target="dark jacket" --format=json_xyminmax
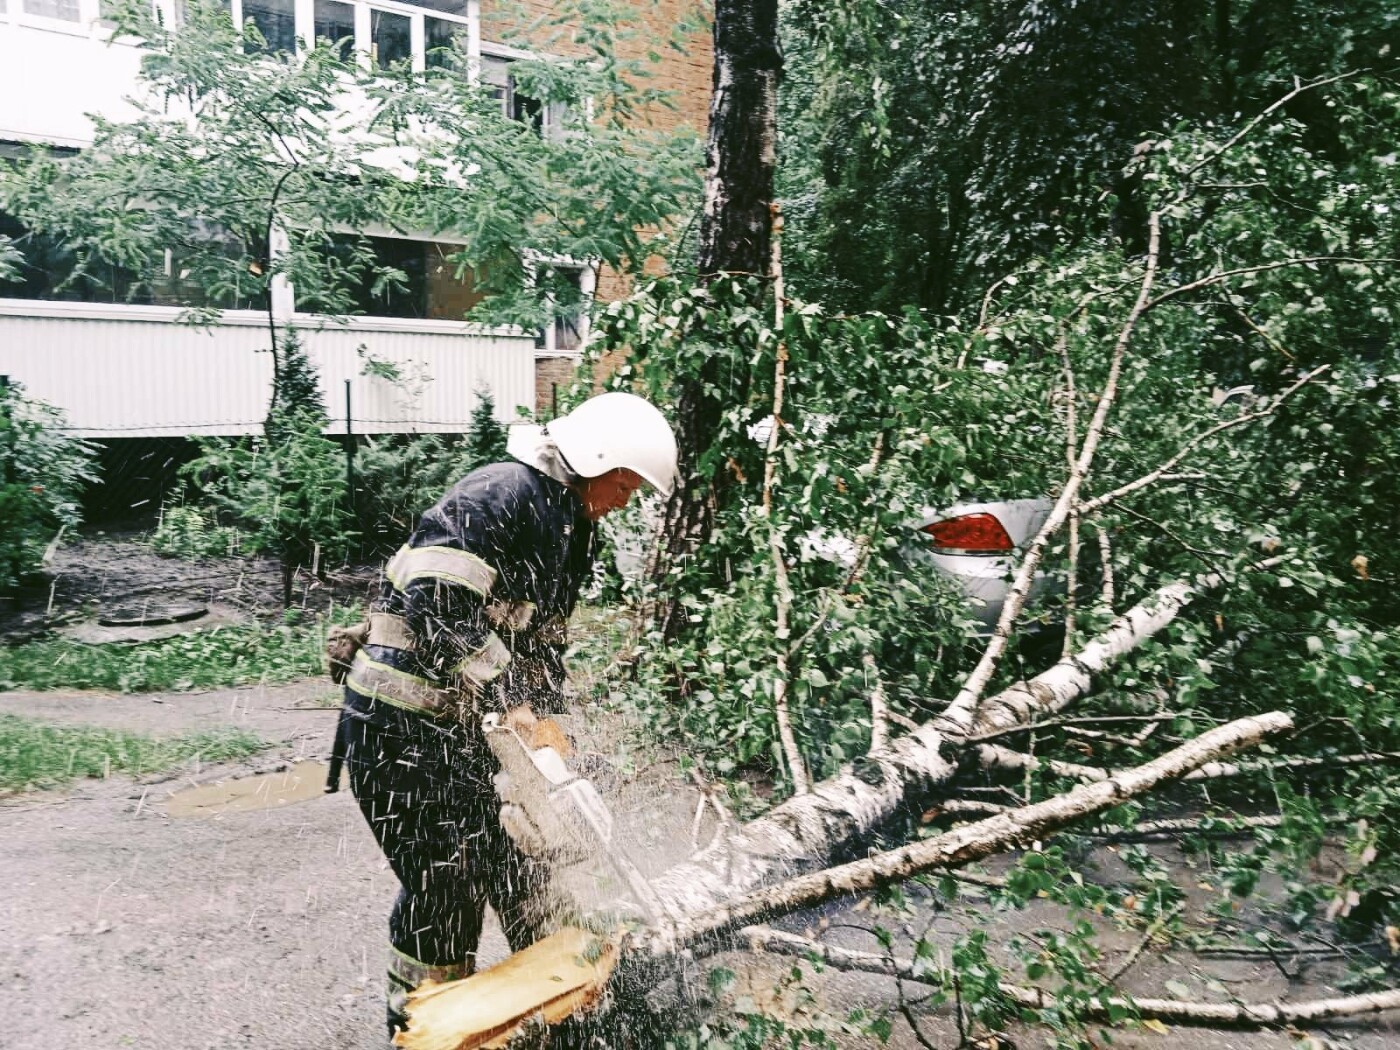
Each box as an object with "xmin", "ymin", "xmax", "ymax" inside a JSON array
[{"xmin": 348, "ymin": 460, "xmax": 595, "ymax": 717}]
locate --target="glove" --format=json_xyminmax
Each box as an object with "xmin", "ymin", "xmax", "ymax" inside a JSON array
[
  {"xmin": 325, "ymin": 621, "xmax": 370, "ymax": 685},
  {"xmin": 486, "ymin": 711, "xmax": 607, "ymax": 865}
]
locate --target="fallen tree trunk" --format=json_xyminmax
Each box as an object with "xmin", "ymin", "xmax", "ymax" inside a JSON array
[
  {"xmin": 399, "ymin": 714, "xmax": 1291, "ymax": 1047},
  {"xmin": 743, "ymin": 926, "xmax": 1400, "ymax": 1029},
  {"xmin": 640, "ymin": 569, "xmax": 1241, "ymax": 920},
  {"xmin": 635, "ymin": 713, "xmax": 1291, "ymax": 956}
]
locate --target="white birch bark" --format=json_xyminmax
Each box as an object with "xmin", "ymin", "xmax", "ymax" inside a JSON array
[
  {"xmin": 743, "ymin": 927, "xmax": 1400, "ymax": 1028},
  {"xmin": 634, "ymin": 567, "xmax": 1244, "ymax": 921},
  {"xmin": 635, "ymin": 713, "xmax": 1290, "ymax": 955}
]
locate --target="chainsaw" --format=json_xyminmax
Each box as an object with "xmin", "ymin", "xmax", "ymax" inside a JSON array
[{"xmin": 483, "ymin": 712, "xmax": 666, "ymax": 923}]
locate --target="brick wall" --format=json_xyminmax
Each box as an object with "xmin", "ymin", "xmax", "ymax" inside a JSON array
[
  {"xmin": 534, "ymin": 355, "xmax": 582, "ymax": 419},
  {"xmin": 480, "ymin": 1, "xmax": 712, "ymax": 138},
  {"xmin": 481, "ymin": 1, "xmax": 712, "ymax": 411}
]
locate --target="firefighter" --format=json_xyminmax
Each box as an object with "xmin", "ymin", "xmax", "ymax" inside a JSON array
[{"xmin": 331, "ymin": 391, "xmax": 678, "ymax": 1039}]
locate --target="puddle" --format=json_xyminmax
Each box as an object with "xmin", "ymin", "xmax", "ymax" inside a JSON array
[{"xmin": 165, "ymin": 762, "xmax": 346, "ymax": 818}]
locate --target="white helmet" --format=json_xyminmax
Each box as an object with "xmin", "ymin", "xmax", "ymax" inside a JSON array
[{"xmin": 548, "ymin": 392, "xmax": 679, "ymax": 496}]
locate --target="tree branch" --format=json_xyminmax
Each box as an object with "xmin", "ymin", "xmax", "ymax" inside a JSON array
[
  {"xmin": 864, "ymin": 652, "xmax": 890, "ymax": 753},
  {"xmin": 1182, "ymin": 72, "xmax": 1359, "ymax": 182},
  {"xmin": 761, "ymin": 203, "xmax": 808, "ymax": 795},
  {"xmin": 743, "ymin": 927, "xmax": 1400, "ymax": 1029},
  {"xmin": 1146, "ymin": 257, "xmax": 1397, "ymax": 311},
  {"xmin": 941, "ymin": 213, "xmax": 1163, "ymax": 732}
]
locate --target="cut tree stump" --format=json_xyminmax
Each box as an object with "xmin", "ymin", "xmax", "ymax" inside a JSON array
[{"xmin": 395, "ymin": 927, "xmax": 618, "ymax": 1050}]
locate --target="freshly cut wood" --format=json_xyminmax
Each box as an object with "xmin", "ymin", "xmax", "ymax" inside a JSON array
[
  {"xmin": 635, "ymin": 713, "xmax": 1291, "ymax": 956},
  {"xmin": 743, "ymin": 927, "xmax": 1400, "ymax": 1028},
  {"xmin": 394, "ymin": 927, "xmax": 617, "ymax": 1050}
]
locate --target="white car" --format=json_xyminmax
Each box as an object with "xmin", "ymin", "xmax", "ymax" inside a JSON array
[{"xmin": 903, "ymin": 499, "xmax": 1055, "ymax": 632}]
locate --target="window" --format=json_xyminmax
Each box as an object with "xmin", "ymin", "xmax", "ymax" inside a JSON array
[
  {"xmin": 424, "ymin": 16, "xmax": 466, "ymax": 71},
  {"xmin": 370, "ymin": 7, "xmax": 411, "ymax": 69},
  {"xmin": 312, "ymin": 0, "xmax": 354, "ymax": 55},
  {"xmin": 22, "ymin": 0, "xmax": 79, "ymax": 19},
  {"xmin": 534, "ymin": 265, "xmax": 587, "ymax": 354},
  {"xmin": 240, "ymin": 0, "xmax": 296, "ymax": 54},
  {"xmin": 481, "ymin": 54, "xmax": 563, "ymax": 137},
  {"xmin": 303, "ymin": 235, "xmax": 483, "ymax": 320},
  {"xmin": 1, "ymin": 212, "xmax": 144, "ymax": 304},
  {"xmin": 424, "ymin": 242, "xmax": 486, "ymax": 319},
  {"xmin": 0, "ymin": 212, "xmax": 266, "ymax": 310},
  {"xmin": 217, "ymin": 1, "xmax": 480, "ymax": 79}
]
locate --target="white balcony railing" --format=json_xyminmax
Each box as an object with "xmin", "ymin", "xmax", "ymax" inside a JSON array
[{"xmin": 0, "ymin": 299, "xmax": 536, "ymax": 437}]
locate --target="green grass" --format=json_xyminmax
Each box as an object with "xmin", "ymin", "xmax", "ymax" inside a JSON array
[
  {"xmin": 0, "ymin": 609, "xmax": 360, "ymax": 694},
  {"xmin": 0, "ymin": 715, "xmax": 267, "ymax": 792}
]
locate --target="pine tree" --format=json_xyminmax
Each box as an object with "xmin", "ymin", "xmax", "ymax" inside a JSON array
[{"xmin": 461, "ymin": 388, "xmax": 508, "ymax": 471}]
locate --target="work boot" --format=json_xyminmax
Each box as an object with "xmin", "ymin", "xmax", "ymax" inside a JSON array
[{"xmin": 386, "ymin": 947, "xmax": 470, "ymax": 1043}]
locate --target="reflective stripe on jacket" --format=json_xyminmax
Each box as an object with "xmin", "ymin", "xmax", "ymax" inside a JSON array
[{"xmin": 360, "ymin": 460, "xmax": 595, "ymax": 717}]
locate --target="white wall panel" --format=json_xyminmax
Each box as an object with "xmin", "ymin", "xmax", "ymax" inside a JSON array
[
  {"xmin": 0, "ymin": 301, "xmax": 536, "ymax": 437},
  {"xmin": 0, "ymin": 20, "xmax": 147, "ymax": 148}
]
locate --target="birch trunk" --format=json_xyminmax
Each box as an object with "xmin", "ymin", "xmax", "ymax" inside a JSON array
[
  {"xmin": 638, "ymin": 568, "xmax": 1234, "ymax": 920},
  {"xmin": 400, "ymin": 716, "xmax": 1290, "ymax": 1048},
  {"xmin": 634, "ymin": 713, "xmax": 1291, "ymax": 956}
]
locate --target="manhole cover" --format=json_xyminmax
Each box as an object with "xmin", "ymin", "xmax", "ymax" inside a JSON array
[{"xmin": 98, "ymin": 602, "xmax": 209, "ymax": 627}]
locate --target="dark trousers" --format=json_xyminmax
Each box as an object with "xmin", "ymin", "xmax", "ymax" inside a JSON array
[{"xmin": 342, "ymin": 688, "xmax": 570, "ymax": 971}]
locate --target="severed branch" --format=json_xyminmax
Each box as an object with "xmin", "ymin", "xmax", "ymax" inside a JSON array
[
  {"xmin": 864, "ymin": 652, "xmax": 890, "ymax": 752},
  {"xmin": 1056, "ymin": 324, "xmax": 1082, "ymax": 656},
  {"xmin": 743, "ymin": 926, "xmax": 1400, "ymax": 1030},
  {"xmin": 1095, "ymin": 521, "xmax": 1115, "ymax": 608},
  {"xmin": 941, "ymin": 213, "xmax": 1163, "ymax": 732},
  {"xmin": 1096, "ymin": 812, "xmax": 1346, "ymax": 843},
  {"xmin": 760, "ymin": 203, "xmax": 809, "ymax": 795},
  {"xmin": 1107, "ymin": 902, "xmax": 1184, "ymax": 983},
  {"xmin": 980, "ymin": 742, "xmax": 1400, "ymax": 788},
  {"xmin": 972, "ymin": 713, "xmax": 1182, "ymax": 744},
  {"xmin": 635, "ymin": 712, "xmax": 1291, "ymax": 957},
  {"xmin": 976, "ymin": 742, "xmax": 1113, "ymax": 783},
  {"xmin": 1189, "ymin": 749, "xmax": 1400, "ymax": 780}
]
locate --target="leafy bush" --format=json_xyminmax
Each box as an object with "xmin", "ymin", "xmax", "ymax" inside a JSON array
[
  {"xmin": 0, "ymin": 382, "xmax": 97, "ymax": 592},
  {"xmin": 183, "ymin": 415, "xmax": 354, "ymax": 586},
  {"xmin": 150, "ymin": 504, "xmax": 242, "ymax": 559}
]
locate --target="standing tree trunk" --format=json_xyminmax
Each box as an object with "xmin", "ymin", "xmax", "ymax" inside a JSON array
[
  {"xmin": 696, "ymin": 0, "xmax": 781, "ymax": 281},
  {"xmin": 648, "ymin": 0, "xmax": 781, "ymax": 638}
]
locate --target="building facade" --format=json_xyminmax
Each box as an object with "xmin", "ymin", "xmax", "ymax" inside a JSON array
[{"xmin": 0, "ymin": 0, "xmax": 709, "ymax": 441}]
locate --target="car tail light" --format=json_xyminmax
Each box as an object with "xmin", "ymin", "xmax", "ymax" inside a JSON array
[{"xmin": 921, "ymin": 513, "xmax": 1014, "ymax": 553}]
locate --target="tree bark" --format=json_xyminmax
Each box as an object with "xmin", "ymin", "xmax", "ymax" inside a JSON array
[
  {"xmin": 633, "ymin": 713, "xmax": 1291, "ymax": 956},
  {"xmin": 397, "ymin": 716, "xmax": 1291, "ymax": 1047},
  {"xmin": 632, "ymin": 567, "xmax": 1243, "ymax": 924},
  {"xmin": 649, "ymin": 0, "xmax": 781, "ymax": 636},
  {"xmin": 742, "ymin": 927, "xmax": 1400, "ymax": 1029}
]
